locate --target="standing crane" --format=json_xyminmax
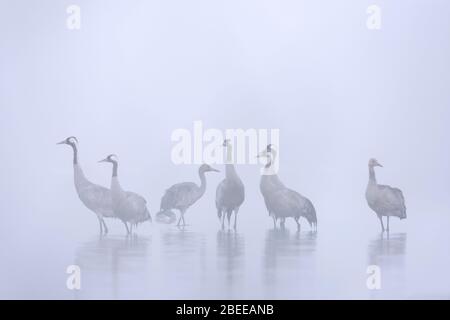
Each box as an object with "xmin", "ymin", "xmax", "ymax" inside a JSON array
[
  {"xmin": 99, "ymin": 154, "xmax": 151, "ymax": 235},
  {"xmin": 215, "ymin": 139, "xmax": 245, "ymax": 229},
  {"xmin": 57, "ymin": 136, "xmax": 114, "ymax": 235},
  {"xmin": 258, "ymin": 145, "xmax": 317, "ymax": 231},
  {"xmin": 365, "ymin": 158, "xmax": 407, "ymax": 232},
  {"xmin": 156, "ymin": 164, "xmax": 219, "ymax": 226}
]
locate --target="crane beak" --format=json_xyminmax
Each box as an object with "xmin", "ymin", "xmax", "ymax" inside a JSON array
[
  {"xmin": 377, "ymin": 163, "xmax": 383, "ymax": 168},
  {"xmin": 256, "ymin": 150, "xmax": 267, "ymax": 158},
  {"xmin": 56, "ymin": 140, "xmax": 66, "ymax": 145},
  {"xmin": 98, "ymin": 158, "xmax": 108, "ymax": 163},
  {"xmin": 210, "ymin": 168, "xmax": 220, "ymax": 173}
]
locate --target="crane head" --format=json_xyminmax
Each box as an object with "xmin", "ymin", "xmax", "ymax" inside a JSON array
[
  {"xmin": 369, "ymin": 158, "xmax": 383, "ymax": 168},
  {"xmin": 56, "ymin": 136, "xmax": 78, "ymax": 146},
  {"xmin": 98, "ymin": 154, "xmax": 118, "ymax": 163},
  {"xmin": 222, "ymin": 139, "xmax": 231, "ymax": 147},
  {"xmin": 200, "ymin": 164, "xmax": 219, "ymax": 173},
  {"xmin": 257, "ymin": 144, "xmax": 276, "ymax": 158}
]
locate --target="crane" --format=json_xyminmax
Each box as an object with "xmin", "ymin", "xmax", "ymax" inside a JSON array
[
  {"xmin": 57, "ymin": 136, "xmax": 114, "ymax": 235},
  {"xmin": 365, "ymin": 158, "xmax": 407, "ymax": 232},
  {"xmin": 258, "ymin": 145, "xmax": 317, "ymax": 231},
  {"xmin": 156, "ymin": 164, "xmax": 219, "ymax": 226},
  {"xmin": 99, "ymin": 154, "xmax": 151, "ymax": 234},
  {"xmin": 215, "ymin": 139, "xmax": 245, "ymax": 229}
]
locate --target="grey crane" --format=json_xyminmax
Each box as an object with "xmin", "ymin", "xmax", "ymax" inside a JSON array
[
  {"xmin": 215, "ymin": 139, "xmax": 245, "ymax": 229},
  {"xmin": 365, "ymin": 158, "xmax": 407, "ymax": 232},
  {"xmin": 99, "ymin": 154, "xmax": 151, "ymax": 235},
  {"xmin": 57, "ymin": 136, "xmax": 114, "ymax": 235},
  {"xmin": 156, "ymin": 164, "xmax": 219, "ymax": 226},
  {"xmin": 258, "ymin": 145, "xmax": 317, "ymax": 231}
]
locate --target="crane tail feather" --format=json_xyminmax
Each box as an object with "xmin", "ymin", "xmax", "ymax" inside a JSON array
[{"xmin": 155, "ymin": 210, "xmax": 177, "ymax": 224}]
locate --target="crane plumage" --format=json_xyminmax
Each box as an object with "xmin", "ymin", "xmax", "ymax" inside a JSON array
[
  {"xmin": 57, "ymin": 136, "xmax": 114, "ymax": 235},
  {"xmin": 215, "ymin": 140, "xmax": 245, "ymax": 229},
  {"xmin": 99, "ymin": 154, "xmax": 151, "ymax": 235},
  {"xmin": 258, "ymin": 145, "xmax": 317, "ymax": 231},
  {"xmin": 365, "ymin": 158, "xmax": 407, "ymax": 232},
  {"xmin": 156, "ymin": 164, "xmax": 219, "ymax": 226}
]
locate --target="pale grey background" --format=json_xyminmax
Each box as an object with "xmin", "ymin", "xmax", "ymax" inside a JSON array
[{"xmin": 1, "ymin": 0, "xmax": 449, "ymax": 299}]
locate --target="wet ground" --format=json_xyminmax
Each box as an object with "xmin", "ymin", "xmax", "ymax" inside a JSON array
[{"xmin": 2, "ymin": 215, "xmax": 449, "ymax": 300}]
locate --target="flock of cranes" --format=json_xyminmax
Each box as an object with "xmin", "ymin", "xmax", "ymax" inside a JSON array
[{"xmin": 57, "ymin": 136, "xmax": 407, "ymax": 235}]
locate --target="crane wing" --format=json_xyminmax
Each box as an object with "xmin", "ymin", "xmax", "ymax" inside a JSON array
[
  {"xmin": 375, "ymin": 184, "xmax": 406, "ymax": 212},
  {"xmin": 161, "ymin": 182, "xmax": 198, "ymax": 209},
  {"xmin": 125, "ymin": 191, "xmax": 146, "ymax": 204},
  {"xmin": 77, "ymin": 183, "xmax": 114, "ymax": 216},
  {"xmin": 215, "ymin": 180, "xmax": 227, "ymax": 210},
  {"xmin": 266, "ymin": 188, "xmax": 316, "ymax": 223}
]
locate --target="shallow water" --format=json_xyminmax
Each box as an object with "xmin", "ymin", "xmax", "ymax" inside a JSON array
[{"xmin": 2, "ymin": 215, "xmax": 449, "ymax": 300}]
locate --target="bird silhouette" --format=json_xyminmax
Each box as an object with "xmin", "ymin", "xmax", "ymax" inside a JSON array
[
  {"xmin": 215, "ymin": 139, "xmax": 245, "ymax": 229},
  {"xmin": 57, "ymin": 136, "xmax": 114, "ymax": 235},
  {"xmin": 365, "ymin": 158, "xmax": 406, "ymax": 232},
  {"xmin": 156, "ymin": 164, "xmax": 219, "ymax": 226},
  {"xmin": 99, "ymin": 154, "xmax": 151, "ymax": 235},
  {"xmin": 258, "ymin": 145, "xmax": 317, "ymax": 231}
]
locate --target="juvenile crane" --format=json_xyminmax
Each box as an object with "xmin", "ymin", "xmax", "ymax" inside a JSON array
[
  {"xmin": 258, "ymin": 145, "xmax": 317, "ymax": 231},
  {"xmin": 99, "ymin": 154, "xmax": 151, "ymax": 234},
  {"xmin": 365, "ymin": 158, "xmax": 407, "ymax": 232},
  {"xmin": 215, "ymin": 140, "xmax": 245, "ymax": 229},
  {"xmin": 57, "ymin": 136, "xmax": 114, "ymax": 235},
  {"xmin": 156, "ymin": 164, "xmax": 219, "ymax": 226}
]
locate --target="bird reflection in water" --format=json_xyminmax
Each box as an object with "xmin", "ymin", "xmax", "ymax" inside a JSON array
[
  {"xmin": 367, "ymin": 232, "xmax": 407, "ymax": 298},
  {"xmin": 263, "ymin": 228, "xmax": 317, "ymax": 298},
  {"xmin": 159, "ymin": 229, "xmax": 208, "ymax": 296},
  {"xmin": 74, "ymin": 235, "xmax": 151, "ymax": 299},
  {"xmin": 216, "ymin": 230, "xmax": 245, "ymax": 296}
]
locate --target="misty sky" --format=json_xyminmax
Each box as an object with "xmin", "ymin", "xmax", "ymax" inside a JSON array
[{"xmin": 0, "ymin": 0, "xmax": 450, "ymax": 299}]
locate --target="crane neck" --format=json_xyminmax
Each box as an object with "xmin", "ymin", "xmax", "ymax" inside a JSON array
[
  {"xmin": 225, "ymin": 163, "xmax": 238, "ymax": 179},
  {"xmin": 224, "ymin": 144, "xmax": 237, "ymax": 177},
  {"xmin": 369, "ymin": 166, "xmax": 377, "ymax": 184},
  {"xmin": 70, "ymin": 143, "xmax": 78, "ymax": 165},
  {"xmin": 261, "ymin": 151, "xmax": 278, "ymax": 176},
  {"xmin": 198, "ymin": 169, "xmax": 207, "ymax": 194},
  {"xmin": 111, "ymin": 160, "xmax": 119, "ymax": 178},
  {"xmin": 264, "ymin": 151, "xmax": 277, "ymax": 169}
]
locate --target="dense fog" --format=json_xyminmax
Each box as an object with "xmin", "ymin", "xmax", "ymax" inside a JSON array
[{"xmin": 1, "ymin": 0, "xmax": 449, "ymax": 299}]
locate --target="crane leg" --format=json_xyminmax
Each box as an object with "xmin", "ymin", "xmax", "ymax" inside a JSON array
[
  {"xmin": 295, "ymin": 217, "xmax": 301, "ymax": 232},
  {"xmin": 221, "ymin": 210, "xmax": 225, "ymax": 229},
  {"xmin": 233, "ymin": 208, "xmax": 239, "ymax": 230},
  {"xmin": 177, "ymin": 210, "xmax": 183, "ymax": 226},
  {"xmin": 101, "ymin": 219, "xmax": 109, "ymax": 234},
  {"xmin": 378, "ymin": 216, "xmax": 385, "ymax": 233},
  {"xmin": 387, "ymin": 216, "xmax": 390, "ymax": 232},
  {"xmin": 181, "ymin": 209, "xmax": 186, "ymax": 226},
  {"xmin": 227, "ymin": 210, "xmax": 232, "ymax": 229},
  {"xmin": 97, "ymin": 217, "xmax": 103, "ymax": 235},
  {"xmin": 123, "ymin": 221, "xmax": 130, "ymax": 235},
  {"xmin": 130, "ymin": 223, "xmax": 133, "ymax": 235},
  {"xmin": 280, "ymin": 218, "xmax": 286, "ymax": 229},
  {"xmin": 272, "ymin": 215, "xmax": 277, "ymax": 229}
]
